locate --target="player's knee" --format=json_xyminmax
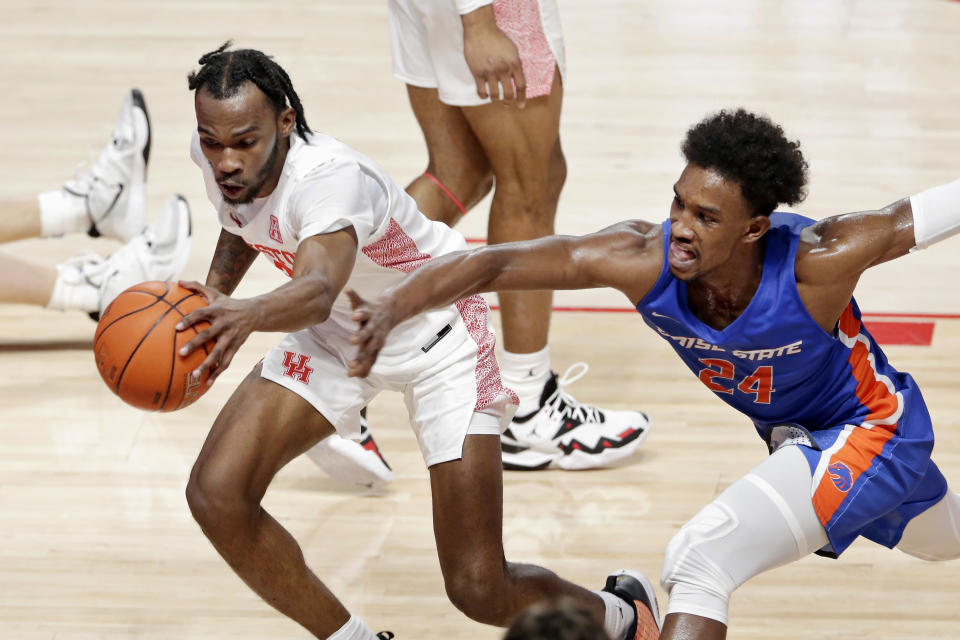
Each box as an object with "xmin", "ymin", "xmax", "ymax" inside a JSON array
[
  {"xmin": 659, "ymin": 503, "xmax": 740, "ymax": 625},
  {"xmin": 426, "ymin": 162, "xmax": 493, "ymax": 213},
  {"xmin": 185, "ymin": 462, "xmax": 256, "ymax": 536},
  {"xmin": 442, "ymin": 559, "xmax": 509, "ymax": 622}
]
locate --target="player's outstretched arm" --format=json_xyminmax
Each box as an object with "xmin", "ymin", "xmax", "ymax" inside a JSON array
[
  {"xmin": 800, "ymin": 177, "xmax": 960, "ymax": 277},
  {"xmin": 347, "ymin": 221, "xmax": 662, "ymax": 376},
  {"xmin": 797, "ymin": 177, "xmax": 960, "ymax": 328},
  {"xmin": 177, "ymin": 227, "xmax": 359, "ymax": 383},
  {"xmin": 204, "ymin": 228, "xmax": 260, "ymax": 295}
]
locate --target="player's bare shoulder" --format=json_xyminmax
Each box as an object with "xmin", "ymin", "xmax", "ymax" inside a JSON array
[{"xmin": 578, "ymin": 219, "xmax": 663, "ymax": 303}]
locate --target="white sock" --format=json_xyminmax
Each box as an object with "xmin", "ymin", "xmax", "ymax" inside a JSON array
[
  {"xmin": 45, "ymin": 263, "xmax": 99, "ymax": 312},
  {"xmin": 327, "ymin": 614, "xmax": 379, "ymax": 640},
  {"xmin": 596, "ymin": 589, "xmax": 636, "ymax": 640},
  {"xmin": 500, "ymin": 346, "xmax": 552, "ymax": 417},
  {"xmin": 38, "ymin": 190, "xmax": 89, "ymax": 237}
]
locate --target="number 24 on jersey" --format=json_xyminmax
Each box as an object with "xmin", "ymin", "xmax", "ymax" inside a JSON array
[{"xmin": 697, "ymin": 358, "xmax": 774, "ymax": 404}]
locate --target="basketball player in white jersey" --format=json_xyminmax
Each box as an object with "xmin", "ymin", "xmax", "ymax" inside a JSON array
[
  {"xmin": 374, "ymin": 0, "xmax": 653, "ymax": 471},
  {"xmin": 0, "ymin": 89, "xmax": 192, "ymax": 319},
  {"xmin": 176, "ymin": 43, "xmax": 659, "ymax": 640}
]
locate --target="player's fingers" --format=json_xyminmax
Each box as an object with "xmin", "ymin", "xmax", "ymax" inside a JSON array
[
  {"xmin": 179, "ymin": 321, "xmax": 219, "ymax": 356},
  {"xmin": 192, "ymin": 345, "xmax": 223, "ymax": 378},
  {"xmin": 177, "ymin": 279, "xmax": 213, "ymax": 301},
  {"xmin": 513, "ymin": 65, "xmax": 527, "ymax": 108},
  {"xmin": 207, "ymin": 349, "xmax": 235, "ymax": 384},
  {"xmin": 345, "ymin": 288, "xmax": 365, "ymax": 311},
  {"xmin": 474, "ymin": 74, "xmax": 488, "ymax": 100},
  {"xmin": 176, "ymin": 306, "xmax": 213, "ymax": 331}
]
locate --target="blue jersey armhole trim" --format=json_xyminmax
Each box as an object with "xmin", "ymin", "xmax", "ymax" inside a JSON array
[{"xmin": 636, "ymin": 219, "xmax": 672, "ymax": 311}]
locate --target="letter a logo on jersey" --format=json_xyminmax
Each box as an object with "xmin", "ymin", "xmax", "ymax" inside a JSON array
[
  {"xmin": 269, "ymin": 214, "xmax": 283, "ymax": 243},
  {"xmin": 282, "ymin": 351, "xmax": 313, "ymax": 384}
]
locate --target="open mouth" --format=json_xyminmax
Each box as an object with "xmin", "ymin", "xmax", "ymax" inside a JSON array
[
  {"xmin": 218, "ymin": 182, "xmax": 244, "ymax": 199},
  {"xmin": 668, "ymin": 238, "xmax": 698, "ymax": 268}
]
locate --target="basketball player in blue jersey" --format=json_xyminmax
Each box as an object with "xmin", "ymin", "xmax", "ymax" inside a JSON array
[{"xmin": 348, "ymin": 108, "xmax": 960, "ymax": 640}]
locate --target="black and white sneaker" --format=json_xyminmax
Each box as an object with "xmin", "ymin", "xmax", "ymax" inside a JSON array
[
  {"xmin": 376, "ymin": 633, "xmax": 395, "ymax": 639},
  {"xmin": 64, "ymin": 88, "xmax": 151, "ymax": 242},
  {"xmin": 603, "ymin": 569, "xmax": 661, "ymax": 640},
  {"xmin": 306, "ymin": 413, "xmax": 394, "ymax": 489},
  {"xmin": 501, "ymin": 364, "xmax": 651, "ymax": 471}
]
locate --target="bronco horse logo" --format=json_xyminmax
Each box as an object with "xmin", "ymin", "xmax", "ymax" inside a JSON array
[{"xmin": 827, "ymin": 461, "xmax": 853, "ymax": 492}]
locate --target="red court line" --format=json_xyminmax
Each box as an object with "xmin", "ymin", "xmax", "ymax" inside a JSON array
[
  {"xmin": 862, "ymin": 321, "xmax": 934, "ymax": 346},
  {"xmin": 488, "ymin": 307, "xmax": 939, "ymax": 346}
]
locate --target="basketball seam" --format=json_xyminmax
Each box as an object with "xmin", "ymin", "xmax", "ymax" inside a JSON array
[
  {"xmin": 158, "ymin": 292, "xmax": 205, "ymax": 411},
  {"xmin": 114, "ymin": 291, "xmax": 200, "ymax": 399},
  {"xmin": 95, "ymin": 282, "xmax": 170, "ymax": 344}
]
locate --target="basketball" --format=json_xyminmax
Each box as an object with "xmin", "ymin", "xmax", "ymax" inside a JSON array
[{"xmin": 93, "ymin": 281, "xmax": 215, "ymax": 411}]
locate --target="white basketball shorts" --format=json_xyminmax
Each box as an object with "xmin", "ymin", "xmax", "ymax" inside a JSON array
[
  {"xmin": 388, "ymin": 0, "xmax": 566, "ymax": 106},
  {"xmin": 260, "ymin": 295, "xmax": 518, "ymax": 467}
]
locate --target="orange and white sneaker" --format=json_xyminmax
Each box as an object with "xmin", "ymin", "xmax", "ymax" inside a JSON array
[
  {"xmin": 306, "ymin": 415, "xmax": 394, "ymax": 489},
  {"xmin": 603, "ymin": 570, "xmax": 661, "ymax": 640}
]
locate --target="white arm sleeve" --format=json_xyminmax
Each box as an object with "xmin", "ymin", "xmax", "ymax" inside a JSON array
[
  {"xmin": 287, "ymin": 160, "xmax": 379, "ymax": 247},
  {"xmin": 455, "ymin": 0, "xmax": 493, "ymax": 15},
  {"xmin": 910, "ymin": 177, "xmax": 960, "ymax": 250}
]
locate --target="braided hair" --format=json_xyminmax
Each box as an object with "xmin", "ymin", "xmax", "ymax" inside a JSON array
[{"xmin": 187, "ymin": 42, "xmax": 312, "ymax": 140}]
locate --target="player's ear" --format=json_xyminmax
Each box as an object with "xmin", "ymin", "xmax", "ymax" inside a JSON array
[
  {"xmin": 744, "ymin": 214, "xmax": 771, "ymax": 244},
  {"xmin": 277, "ymin": 107, "xmax": 296, "ymax": 137}
]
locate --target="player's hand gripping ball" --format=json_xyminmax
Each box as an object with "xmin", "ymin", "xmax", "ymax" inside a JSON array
[{"xmin": 94, "ymin": 281, "xmax": 216, "ymax": 411}]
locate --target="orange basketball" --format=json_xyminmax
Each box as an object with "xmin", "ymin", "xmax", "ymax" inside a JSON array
[{"xmin": 94, "ymin": 281, "xmax": 215, "ymax": 412}]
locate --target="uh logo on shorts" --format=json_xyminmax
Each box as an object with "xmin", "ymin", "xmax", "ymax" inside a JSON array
[{"xmin": 282, "ymin": 351, "xmax": 313, "ymax": 384}]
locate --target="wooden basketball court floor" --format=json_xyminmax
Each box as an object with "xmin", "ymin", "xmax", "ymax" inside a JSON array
[{"xmin": 1, "ymin": 1, "xmax": 959, "ymax": 638}]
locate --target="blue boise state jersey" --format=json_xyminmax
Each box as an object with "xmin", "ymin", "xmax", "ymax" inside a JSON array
[
  {"xmin": 637, "ymin": 212, "xmax": 919, "ymax": 437},
  {"xmin": 637, "ymin": 212, "xmax": 947, "ymax": 557}
]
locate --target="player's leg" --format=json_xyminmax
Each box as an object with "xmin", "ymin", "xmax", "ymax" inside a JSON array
[
  {"xmin": 0, "ymin": 253, "xmax": 57, "ymax": 305},
  {"xmin": 430, "ymin": 432, "xmax": 605, "ymax": 624},
  {"xmin": 0, "ymin": 200, "xmax": 43, "ymax": 242},
  {"xmin": 459, "ymin": 77, "xmax": 650, "ymax": 471},
  {"xmin": 896, "ymin": 466, "xmax": 960, "ymax": 561},
  {"xmin": 460, "ymin": 70, "xmax": 564, "ymax": 357},
  {"xmin": 658, "ymin": 445, "xmax": 829, "ymax": 640},
  {"xmin": 404, "ymin": 86, "xmax": 493, "ymax": 226},
  {"xmin": 186, "ymin": 365, "xmax": 377, "ymax": 639},
  {"xmin": 430, "ymin": 433, "xmax": 659, "ymax": 638}
]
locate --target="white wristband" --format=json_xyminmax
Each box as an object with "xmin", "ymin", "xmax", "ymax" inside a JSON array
[
  {"xmin": 910, "ymin": 177, "xmax": 960, "ymax": 250},
  {"xmin": 455, "ymin": 0, "xmax": 493, "ymax": 15}
]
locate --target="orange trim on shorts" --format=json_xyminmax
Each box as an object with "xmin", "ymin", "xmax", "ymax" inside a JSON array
[{"xmin": 812, "ymin": 304, "xmax": 899, "ymax": 526}]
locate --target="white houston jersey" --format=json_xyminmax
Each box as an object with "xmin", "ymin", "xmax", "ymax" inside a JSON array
[{"xmin": 190, "ymin": 130, "xmax": 468, "ymax": 360}]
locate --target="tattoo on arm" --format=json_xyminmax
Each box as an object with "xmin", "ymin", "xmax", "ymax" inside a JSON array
[{"xmin": 205, "ymin": 229, "xmax": 259, "ymax": 295}]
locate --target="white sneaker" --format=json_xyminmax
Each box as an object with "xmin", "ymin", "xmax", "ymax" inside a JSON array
[
  {"xmin": 501, "ymin": 363, "xmax": 652, "ymax": 471},
  {"xmin": 64, "ymin": 88, "xmax": 151, "ymax": 242},
  {"xmin": 85, "ymin": 195, "xmax": 192, "ymax": 316},
  {"xmin": 306, "ymin": 415, "xmax": 394, "ymax": 489}
]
